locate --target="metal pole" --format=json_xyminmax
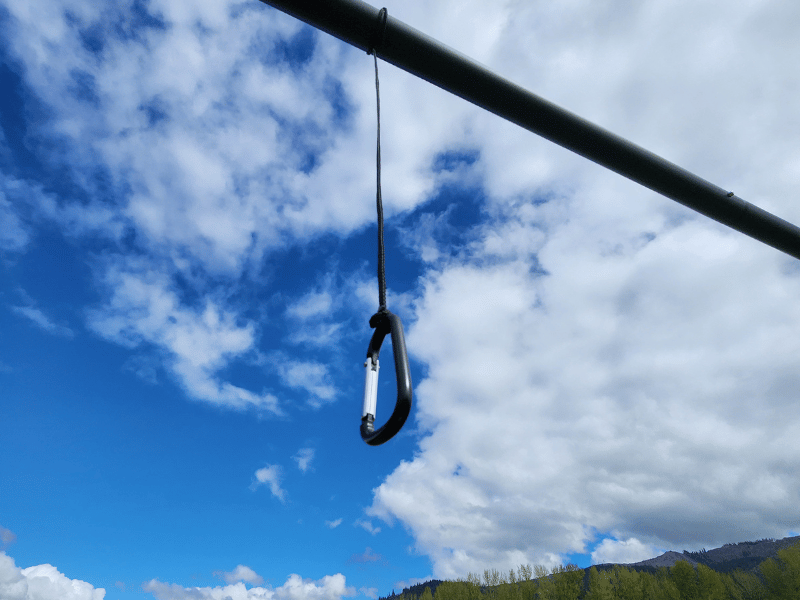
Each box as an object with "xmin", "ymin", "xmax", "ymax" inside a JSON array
[{"xmin": 258, "ymin": 0, "xmax": 800, "ymax": 262}]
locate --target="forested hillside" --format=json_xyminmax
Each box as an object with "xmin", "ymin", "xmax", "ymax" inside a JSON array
[{"xmin": 384, "ymin": 541, "xmax": 800, "ymax": 600}]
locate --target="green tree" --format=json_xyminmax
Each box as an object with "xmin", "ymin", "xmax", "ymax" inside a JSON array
[
  {"xmin": 505, "ymin": 568, "xmax": 522, "ymax": 600},
  {"xmin": 609, "ymin": 565, "xmax": 642, "ymax": 600},
  {"xmin": 437, "ymin": 581, "xmax": 475, "ymax": 600},
  {"xmin": 727, "ymin": 570, "xmax": 766, "ymax": 600},
  {"xmin": 518, "ymin": 565, "xmax": 533, "ymax": 583},
  {"xmin": 696, "ymin": 564, "xmax": 725, "ymax": 600},
  {"xmin": 465, "ymin": 573, "xmax": 484, "ymax": 600},
  {"xmin": 761, "ymin": 543, "xmax": 800, "ymax": 600},
  {"xmin": 516, "ymin": 565, "xmax": 536, "ymax": 600},
  {"xmin": 421, "ymin": 585, "xmax": 434, "ymax": 600},
  {"xmin": 671, "ymin": 561, "xmax": 699, "ymax": 600},
  {"xmin": 584, "ymin": 567, "xmax": 613, "ymax": 600},
  {"xmin": 645, "ymin": 568, "xmax": 681, "ymax": 600},
  {"xmin": 717, "ymin": 572, "xmax": 745, "ymax": 600},
  {"xmin": 533, "ymin": 565, "xmax": 554, "ymax": 600},
  {"xmin": 551, "ymin": 564, "xmax": 582, "ymax": 600}
]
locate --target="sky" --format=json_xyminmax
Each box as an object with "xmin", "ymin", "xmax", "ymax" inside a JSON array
[{"xmin": 2, "ymin": 0, "xmax": 800, "ymax": 598}]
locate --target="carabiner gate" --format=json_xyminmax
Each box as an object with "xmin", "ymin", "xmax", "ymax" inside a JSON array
[{"xmin": 361, "ymin": 310, "xmax": 412, "ymax": 445}]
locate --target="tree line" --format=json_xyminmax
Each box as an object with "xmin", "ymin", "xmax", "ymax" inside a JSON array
[{"xmin": 392, "ymin": 542, "xmax": 800, "ymax": 600}]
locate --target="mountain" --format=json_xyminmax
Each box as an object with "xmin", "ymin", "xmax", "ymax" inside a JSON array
[
  {"xmin": 674, "ymin": 535, "xmax": 800, "ymax": 573},
  {"xmin": 627, "ymin": 550, "xmax": 699, "ymax": 569},
  {"xmin": 588, "ymin": 535, "xmax": 800, "ymax": 575}
]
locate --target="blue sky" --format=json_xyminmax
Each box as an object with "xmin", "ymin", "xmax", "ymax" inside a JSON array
[{"xmin": 2, "ymin": 0, "xmax": 800, "ymax": 599}]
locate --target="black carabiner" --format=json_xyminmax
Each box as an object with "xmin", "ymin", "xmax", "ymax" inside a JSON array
[{"xmin": 361, "ymin": 310, "xmax": 412, "ymax": 446}]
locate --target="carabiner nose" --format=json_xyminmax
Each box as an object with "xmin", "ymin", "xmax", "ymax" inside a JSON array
[{"xmin": 361, "ymin": 310, "xmax": 412, "ymax": 446}]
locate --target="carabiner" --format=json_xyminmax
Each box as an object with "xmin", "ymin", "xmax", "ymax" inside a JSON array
[{"xmin": 361, "ymin": 310, "xmax": 412, "ymax": 446}]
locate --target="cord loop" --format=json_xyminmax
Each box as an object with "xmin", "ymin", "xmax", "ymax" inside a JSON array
[{"xmin": 366, "ymin": 7, "xmax": 388, "ymax": 56}]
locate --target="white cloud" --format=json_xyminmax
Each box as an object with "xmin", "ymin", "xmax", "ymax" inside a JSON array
[
  {"xmin": 0, "ymin": 552, "xmax": 105, "ymax": 600},
  {"xmin": 286, "ymin": 291, "xmax": 334, "ymax": 321},
  {"xmin": 215, "ymin": 565, "xmax": 264, "ymax": 586},
  {"xmin": 144, "ymin": 580, "xmax": 267, "ymax": 600},
  {"xmin": 370, "ymin": 209, "xmax": 800, "ymax": 576},
  {"xmin": 359, "ymin": 588, "xmax": 378, "ymax": 599},
  {"xmin": 590, "ymin": 538, "xmax": 658, "ymax": 565},
  {"xmin": 0, "ymin": 0, "xmax": 385, "ymax": 421},
  {"xmin": 293, "ymin": 448, "xmax": 315, "ymax": 473},
  {"xmin": 364, "ymin": 0, "xmax": 800, "ymax": 581},
  {"xmin": 276, "ymin": 574, "xmax": 355, "ymax": 600},
  {"xmin": 144, "ymin": 573, "xmax": 355, "ymax": 600},
  {"xmin": 0, "ymin": 191, "xmax": 29, "ymax": 252},
  {"xmin": 252, "ymin": 465, "xmax": 287, "ymax": 503},
  {"xmin": 275, "ymin": 359, "xmax": 336, "ymax": 407},
  {"xmin": 87, "ymin": 260, "xmax": 279, "ymax": 413},
  {"xmin": 354, "ymin": 520, "xmax": 380, "ymax": 536},
  {"xmin": 283, "ymin": 274, "xmax": 365, "ymax": 350},
  {"xmin": 324, "ymin": 519, "xmax": 343, "ymax": 530},
  {"xmin": 10, "ymin": 306, "xmax": 74, "ymax": 338},
  {"xmin": 0, "ymin": 0, "xmax": 385, "ymax": 275}
]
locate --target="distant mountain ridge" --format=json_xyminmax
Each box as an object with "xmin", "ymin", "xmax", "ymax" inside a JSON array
[
  {"xmin": 631, "ymin": 535, "xmax": 800, "ymax": 573},
  {"xmin": 383, "ymin": 535, "xmax": 800, "ymax": 600}
]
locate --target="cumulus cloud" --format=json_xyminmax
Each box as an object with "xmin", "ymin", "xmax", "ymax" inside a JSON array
[
  {"xmin": 215, "ymin": 565, "xmax": 264, "ymax": 586},
  {"xmin": 324, "ymin": 519, "xmax": 343, "ymax": 530},
  {"xmin": 0, "ymin": 552, "xmax": 105, "ymax": 600},
  {"xmin": 144, "ymin": 573, "xmax": 355, "ymax": 600},
  {"xmin": 0, "ymin": 0, "xmax": 394, "ymax": 271},
  {"xmin": 252, "ymin": 465, "xmax": 287, "ymax": 503},
  {"xmin": 293, "ymin": 448, "xmax": 315, "ymax": 473},
  {"xmin": 364, "ymin": 0, "xmax": 800, "ymax": 581},
  {"xmin": 276, "ymin": 574, "xmax": 355, "ymax": 600},
  {"xmin": 0, "ymin": 0, "xmax": 454, "ymax": 424},
  {"xmin": 0, "ymin": 0, "xmax": 383, "ymax": 417}
]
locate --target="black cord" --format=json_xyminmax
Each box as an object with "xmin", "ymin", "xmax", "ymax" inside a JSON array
[
  {"xmin": 373, "ymin": 51, "xmax": 387, "ymax": 312},
  {"xmin": 366, "ymin": 8, "xmax": 388, "ymax": 317}
]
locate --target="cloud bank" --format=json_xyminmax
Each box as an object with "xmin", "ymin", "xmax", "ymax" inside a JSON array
[
  {"xmin": 364, "ymin": 0, "xmax": 800, "ymax": 580},
  {"xmin": 145, "ymin": 573, "xmax": 355, "ymax": 600},
  {"xmin": 0, "ymin": 552, "xmax": 105, "ymax": 600}
]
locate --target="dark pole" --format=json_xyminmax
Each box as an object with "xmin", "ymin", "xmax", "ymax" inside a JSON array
[{"xmin": 258, "ymin": 0, "xmax": 800, "ymax": 262}]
